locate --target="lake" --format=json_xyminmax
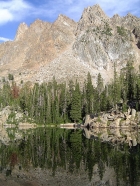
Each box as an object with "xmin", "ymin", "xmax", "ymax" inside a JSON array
[{"xmin": 0, "ymin": 126, "xmax": 140, "ymax": 186}]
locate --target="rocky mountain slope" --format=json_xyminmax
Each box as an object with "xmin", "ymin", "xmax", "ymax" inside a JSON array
[{"xmin": 0, "ymin": 4, "xmax": 140, "ymax": 85}]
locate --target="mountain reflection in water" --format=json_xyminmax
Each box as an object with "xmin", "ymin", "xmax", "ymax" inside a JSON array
[{"xmin": 0, "ymin": 126, "xmax": 140, "ymax": 186}]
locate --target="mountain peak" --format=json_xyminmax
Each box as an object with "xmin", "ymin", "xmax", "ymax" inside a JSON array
[
  {"xmin": 76, "ymin": 4, "xmax": 109, "ymax": 34},
  {"xmin": 53, "ymin": 14, "xmax": 76, "ymax": 33},
  {"xmin": 15, "ymin": 22, "xmax": 28, "ymax": 41},
  {"xmin": 29, "ymin": 19, "xmax": 51, "ymax": 29},
  {"xmin": 82, "ymin": 4, "xmax": 109, "ymax": 19},
  {"xmin": 26, "ymin": 19, "xmax": 51, "ymax": 36},
  {"xmin": 1, "ymin": 4, "xmax": 140, "ymax": 87},
  {"xmin": 111, "ymin": 14, "xmax": 122, "ymax": 25},
  {"xmin": 91, "ymin": 4, "xmax": 105, "ymax": 13},
  {"xmin": 54, "ymin": 14, "xmax": 76, "ymax": 27},
  {"xmin": 30, "ymin": 19, "xmax": 50, "ymax": 27}
]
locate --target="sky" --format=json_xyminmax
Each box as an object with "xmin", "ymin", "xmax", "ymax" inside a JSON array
[{"xmin": 0, "ymin": 0, "xmax": 140, "ymax": 42}]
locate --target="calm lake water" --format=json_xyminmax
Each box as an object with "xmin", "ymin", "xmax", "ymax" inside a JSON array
[{"xmin": 0, "ymin": 126, "xmax": 140, "ymax": 186}]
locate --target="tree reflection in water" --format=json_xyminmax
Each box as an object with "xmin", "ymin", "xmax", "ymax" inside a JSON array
[{"xmin": 0, "ymin": 127, "xmax": 140, "ymax": 185}]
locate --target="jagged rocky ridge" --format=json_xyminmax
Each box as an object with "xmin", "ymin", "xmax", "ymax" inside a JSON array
[{"xmin": 0, "ymin": 4, "xmax": 140, "ymax": 85}]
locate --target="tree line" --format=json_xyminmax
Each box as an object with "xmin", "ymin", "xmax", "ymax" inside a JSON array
[{"xmin": 0, "ymin": 60, "xmax": 140, "ymax": 124}]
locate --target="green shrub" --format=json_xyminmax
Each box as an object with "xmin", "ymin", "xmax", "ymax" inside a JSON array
[
  {"xmin": 7, "ymin": 112, "xmax": 16, "ymax": 124},
  {"xmin": 2, "ymin": 77, "xmax": 5, "ymax": 82},
  {"xmin": 8, "ymin": 74, "xmax": 14, "ymax": 81},
  {"xmin": 117, "ymin": 26, "xmax": 126, "ymax": 37},
  {"xmin": 102, "ymin": 23, "xmax": 112, "ymax": 36}
]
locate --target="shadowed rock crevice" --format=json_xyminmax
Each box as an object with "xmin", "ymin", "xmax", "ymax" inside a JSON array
[
  {"xmin": 132, "ymin": 28, "xmax": 140, "ymax": 49},
  {"xmin": 137, "ymin": 40, "xmax": 140, "ymax": 49}
]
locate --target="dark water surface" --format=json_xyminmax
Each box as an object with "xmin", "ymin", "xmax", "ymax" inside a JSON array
[{"xmin": 0, "ymin": 126, "xmax": 140, "ymax": 186}]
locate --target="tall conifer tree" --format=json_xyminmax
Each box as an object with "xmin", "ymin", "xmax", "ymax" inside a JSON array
[
  {"xmin": 70, "ymin": 81, "xmax": 81, "ymax": 122},
  {"xmin": 86, "ymin": 72, "xmax": 94, "ymax": 114}
]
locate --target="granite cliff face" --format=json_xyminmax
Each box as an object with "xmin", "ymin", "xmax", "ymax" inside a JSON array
[
  {"xmin": 0, "ymin": 4, "xmax": 140, "ymax": 85},
  {"xmin": 73, "ymin": 5, "xmax": 140, "ymax": 81}
]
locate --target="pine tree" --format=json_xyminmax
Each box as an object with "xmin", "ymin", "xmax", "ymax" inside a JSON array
[
  {"xmin": 67, "ymin": 80, "xmax": 74, "ymax": 121},
  {"xmin": 113, "ymin": 64, "xmax": 121, "ymax": 108},
  {"xmin": 100, "ymin": 86, "xmax": 108, "ymax": 111},
  {"xmin": 125, "ymin": 60, "xmax": 135, "ymax": 99},
  {"xmin": 120, "ymin": 60, "xmax": 136, "ymax": 111},
  {"xmin": 97, "ymin": 73, "xmax": 104, "ymax": 94},
  {"xmin": 81, "ymin": 86, "xmax": 87, "ymax": 118},
  {"xmin": 1, "ymin": 81, "xmax": 11, "ymax": 107},
  {"xmin": 46, "ymin": 93, "xmax": 52, "ymax": 124},
  {"xmin": 70, "ymin": 82, "xmax": 81, "ymax": 122},
  {"xmin": 96, "ymin": 73, "xmax": 104, "ymax": 112},
  {"xmin": 59, "ymin": 83, "xmax": 68, "ymax": 123},
  {"xmin": 136, "ymin": 75, "xmax": 140, "ymax": 110},
  {"xmin": 86, "ymin": 72, "xmax": 94, "ymax": 114}
]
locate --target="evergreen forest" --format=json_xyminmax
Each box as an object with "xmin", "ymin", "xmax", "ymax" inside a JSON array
[{"xmin": 0, "ymin": 60, "xmax": 140, "ymax": 125}]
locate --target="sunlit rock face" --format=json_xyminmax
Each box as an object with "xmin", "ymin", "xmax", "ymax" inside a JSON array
[
  {"xmin": 83, "ymin": 109, "xmax": 140, "ymax": 148},
  {"xmin": 0, "ymin": 4, "xmax": 140, "ymax": 85},
  {"xmin": 73, "ymin": 5, "xmax": 140, "ymax": 84}
]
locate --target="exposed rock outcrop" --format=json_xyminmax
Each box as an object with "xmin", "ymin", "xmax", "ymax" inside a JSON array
[
  {"xmin": 84, "ymin": 107, "xmax": 139, "ymax": 130},
  {"xmin": 0, "ymin": 4, "xmax": 140, "ymax": 85},
  {"xmin": 83, "ymin": 111, "xmax": 140, "ymax": 147},
  {"xmin": 15, "ymin": 22, "xmax": 28, "ymax": 41}
]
